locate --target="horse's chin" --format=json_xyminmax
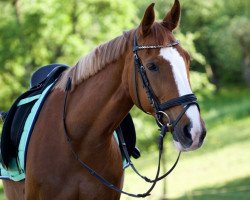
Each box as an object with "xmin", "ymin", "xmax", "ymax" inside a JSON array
[{"xmin": 173, "ymin": 140, "xmax": 202, "ymax": 152}]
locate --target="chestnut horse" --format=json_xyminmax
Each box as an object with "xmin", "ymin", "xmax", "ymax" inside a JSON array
[{"xmin": 2, "ymin": 1, "xmax": 206, "ymax": 199}]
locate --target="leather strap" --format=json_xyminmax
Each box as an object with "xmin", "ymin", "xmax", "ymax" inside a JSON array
[{"xmin": 117, "ymin": 125, "xmax": 181, "ymax": 183}]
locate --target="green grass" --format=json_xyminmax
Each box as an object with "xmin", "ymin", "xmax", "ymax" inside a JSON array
[
  {"xmin": 0, "ymin": 186, "xmax": 5, "ymax": 200},
  {"xmin": 176, "ymin": 176, "xmax": 250, "ymax": 200},
  {"xmin": 1, "ymin": 88, "xmax": 250, "ymax": 200}
]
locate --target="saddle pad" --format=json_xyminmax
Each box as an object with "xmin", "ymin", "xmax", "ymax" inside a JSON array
[
  {"xmin": 1, "ymin": 65, "xmax": 69, "ymax": 167},
  {"xmin": 113, "ymin": 132, "xmax": 129, "ymax": 169},
  {"xmin": 0, "ymin": 85, "xmax": 138, "ymax": 181},
  {"xmin": 0, "ymin": 83, "xmax": 54, "ymax": 181},
  {"xmin": 0, "ymin": 83, "xmax": 131, "ymax": 181}
]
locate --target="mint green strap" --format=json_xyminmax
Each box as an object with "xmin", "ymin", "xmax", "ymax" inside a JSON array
[
  {"xmin": 113, "ymin": 131, "xmax": 129, "ymax": 169},
  {"xmin": 17, "ymin": 94, "xmax": 41, "ymax": 106}
]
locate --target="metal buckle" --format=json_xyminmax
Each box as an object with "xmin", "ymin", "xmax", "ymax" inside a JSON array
[{"xmin": 156, "ymin": 111, "xmax": 172, "ymax": 130}]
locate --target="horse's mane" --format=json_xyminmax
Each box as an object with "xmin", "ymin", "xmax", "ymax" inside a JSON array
[{"xmin": 55, "ymin": 33, "xmax": 129, "ymax": 90}]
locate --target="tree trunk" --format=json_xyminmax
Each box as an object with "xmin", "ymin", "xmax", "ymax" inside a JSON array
[
  {"xmin": 12, "ymin": 0, "xmax": 20, "ymax": 25},
  {"xmin": 205, "ymin": 64, "xmax": 220, "ymax": 93},
  {"xmin": 241, "ymin": 46, "xmax": 250, "ymax": 87}
]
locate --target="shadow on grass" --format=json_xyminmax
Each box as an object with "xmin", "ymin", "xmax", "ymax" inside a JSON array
[{"xmin": 174, "ymin": 176, "xmax": 250, "ymax": 200}]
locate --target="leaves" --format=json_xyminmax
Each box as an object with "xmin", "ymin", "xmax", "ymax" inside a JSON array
[{"xmin": 0, "ymin": 0, "xmax": 136, "ymax": 110}]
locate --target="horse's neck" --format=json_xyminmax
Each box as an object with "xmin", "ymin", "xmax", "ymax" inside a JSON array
[{"xmin": 66, "ymin": 59, "xmax": 133, "ymax": 151}]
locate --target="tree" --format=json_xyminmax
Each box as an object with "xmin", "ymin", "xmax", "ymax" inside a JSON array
[
  {"xmin": 230, "ymin": 17, "xmax": 250, "ymax": 87},
  {"xmin": 0, "ymin": 0, "xmax": 136, "ymax": 110},
  {"xmin": 180, "ymin": 0, "xmax": 250, "ymax": 89}
]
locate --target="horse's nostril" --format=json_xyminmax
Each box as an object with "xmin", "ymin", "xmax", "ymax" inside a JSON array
[{"xmin": 183, "ymin": 124, "xmax": 192, "ymax": 140}]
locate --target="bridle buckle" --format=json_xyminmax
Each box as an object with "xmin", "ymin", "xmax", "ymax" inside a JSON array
[{"xmin": 166, "ymin": 123, "xmax": 173, "ymax": 132}]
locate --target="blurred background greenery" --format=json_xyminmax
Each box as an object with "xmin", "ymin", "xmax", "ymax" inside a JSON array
[{"xmin": 0, "ymin": 0, "xmax": 249, "ymax": 199}]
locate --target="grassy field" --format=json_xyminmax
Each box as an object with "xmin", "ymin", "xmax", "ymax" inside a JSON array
[{"xmin": 0, "ymin": 88, "xmax": 250, "ymax": 199}]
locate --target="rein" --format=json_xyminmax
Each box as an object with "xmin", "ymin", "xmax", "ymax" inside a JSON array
[{"xmin": 61, "ymin": 31, "xmax": 200, "ymax": 198}]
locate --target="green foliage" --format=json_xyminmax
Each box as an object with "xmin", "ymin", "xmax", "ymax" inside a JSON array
[
  {"xmin": 179, "ymin": 0, "xmax": 250, "ymax": 88},
  {"xmin": 1, "ymin": 0, "xmax": 248, "ymax": 110},
  {"xmin": 190, "ymin": 71, "xmax": 215, "ymax": 96},
  {"xmin": 0, "ymin": 0, "xmax": 136, "ymax": 110}
]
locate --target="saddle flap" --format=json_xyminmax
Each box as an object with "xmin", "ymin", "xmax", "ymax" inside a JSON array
[{"xmin": 0, "ymin": 89, "xmax": 37, "ymax": 168}]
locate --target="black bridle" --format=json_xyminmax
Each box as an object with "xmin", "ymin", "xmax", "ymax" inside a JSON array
[
  {"xmin": 115, "ymin": 33, "xmax": 200, "ymax": 191},
  {"xmin": 62, "ymin": 32, "xmax": 200, "ymax": 198},
  {"xmin": 132, "ymin": 33, "xmax": 199, "ymax": 130}
]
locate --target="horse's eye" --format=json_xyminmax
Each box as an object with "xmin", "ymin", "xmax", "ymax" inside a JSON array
[{"xmin": 147, "ymin": 63, "xmax": 158, "ymax": 72}]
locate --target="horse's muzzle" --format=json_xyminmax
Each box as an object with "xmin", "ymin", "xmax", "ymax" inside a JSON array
[{"xmin": 173, "ymin": 122, "xmax": 206, "ymax": 151}]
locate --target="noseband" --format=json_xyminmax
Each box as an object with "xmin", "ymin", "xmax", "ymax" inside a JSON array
[{"xmin": 62, "ymin": 32, "xmax": 200, "ymax": 198}]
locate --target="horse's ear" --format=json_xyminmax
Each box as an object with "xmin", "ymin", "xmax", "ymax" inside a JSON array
[
  {"xmin": 139, "ymin": 3, "xmax": 155, "ymax": 37},
  {"xmin": 161, "ymin": 0, "xmax": 181, "ymax": 31}
]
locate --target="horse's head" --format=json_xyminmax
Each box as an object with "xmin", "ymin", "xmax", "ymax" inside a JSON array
[{"xmin": 125, "ymin": 0, "xmax": 206, "ymax": 152}]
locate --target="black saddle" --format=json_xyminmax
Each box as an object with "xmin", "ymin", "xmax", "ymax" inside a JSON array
[
  {"xmin": 30, "ymin": 64, "xmax": 69, "ymax": 88},
  {"xmin": 0, "ymin": 64, "xmax": 69, "ymax": 168}
]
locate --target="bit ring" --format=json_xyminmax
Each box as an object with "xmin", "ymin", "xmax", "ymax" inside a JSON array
[{"xmin": 156, "ymin": 111, "xmax": 172, "ymax": 128}]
